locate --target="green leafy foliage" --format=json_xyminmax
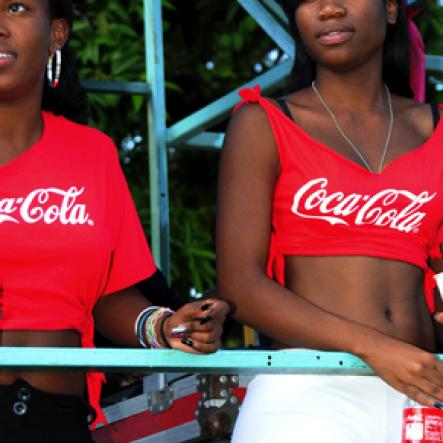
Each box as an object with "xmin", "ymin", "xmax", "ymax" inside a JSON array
[
  {"xmin": 416, "ymin": 1, "xmax": 443, "ymax": 101},
  {"xmin": 417, "ymin": 0, "xmax": 443, "ymax": 54}
]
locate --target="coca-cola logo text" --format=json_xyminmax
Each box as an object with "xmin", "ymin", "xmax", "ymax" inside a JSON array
[
  {"xmin": 291, "ymin": 178, "xmax": 436, "ymax": 234},
  {"xmin": 0, "ymin": 187, "xmax": 94, "ymax": 226}
]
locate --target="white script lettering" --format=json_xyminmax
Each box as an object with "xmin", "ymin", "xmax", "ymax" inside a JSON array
[
  {"xmin": 291, "ymin": 178, "xmax": 435, "ymax": 233},
  {"xmin": 0, "ymin": 187, "xmax": 93, "ymax": 226}
]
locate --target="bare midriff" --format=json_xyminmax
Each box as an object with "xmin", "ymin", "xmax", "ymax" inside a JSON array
[
  {"xmin": 0, "ymin": 330, "xmax": 85, "ymax": 396},
  {"xmin": 283, "ymin": 255, "xmax": 435, "ymax": 351}
]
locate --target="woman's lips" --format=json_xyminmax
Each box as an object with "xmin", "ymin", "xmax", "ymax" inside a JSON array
[
  {"xmin": 0, "ymin": 53, "xmax": 16, "ymax": 68},
  {"xmin": 318, "ymin": 30, "xmax": 354, "ymax": 46}
]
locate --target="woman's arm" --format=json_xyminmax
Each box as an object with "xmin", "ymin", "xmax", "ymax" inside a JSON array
[
  {"xmin": 216, "ymin": 103, "xmax": 443, "ymax": 406},
  {"xmin": 429, "ymin": 258, "xmax": 443, "ymax": 344},
  {"xmin": 94, "ymin": 285, "xmax": 228, "ymax": 354}
]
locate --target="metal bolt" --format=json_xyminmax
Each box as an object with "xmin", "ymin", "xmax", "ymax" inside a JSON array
[
  {"xmin": 230, "ymin": 396, "xmax": 238, "ymax": 404},
  {"xmin": 220, "ymin": 389, "xmax": 228, "ymax": 398},
  {"xmin": 202, "ymin": 392, "xmax": 208, "ymax": 399},
  {"xmin": 231, "ymin": 376, "xmax": 239, "ymax": 384},
  {"xmin": 219, "ymin": 375, "xmax": 227, "ymax": 384},
  {"xmin": 18, "ymin": 388, "xmax": 31, "ymax": 402},
  {"xmin": 13, "ymin": 402, "xmax": 27, "ymax": 416},
  {"xmin": 195, "ymin": 410, "xmax": 199, "ymax": 417}
]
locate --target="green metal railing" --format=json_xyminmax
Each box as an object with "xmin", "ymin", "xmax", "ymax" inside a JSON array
[{"xmin": 3, "ymin": 348, "xmax": 440, "ymax": 375}]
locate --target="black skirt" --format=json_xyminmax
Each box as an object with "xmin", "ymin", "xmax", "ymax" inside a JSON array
[{"xmin": 0, "ymin": 379, "xmax": 94, "ymax": 443}]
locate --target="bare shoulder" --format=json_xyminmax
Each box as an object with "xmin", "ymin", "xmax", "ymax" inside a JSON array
[
  {"xmin": 224, "ymin": 102, "xmax": 279, "ymax": 170},
  {"xmin": 220, "ymin": 103, "xmax": 280, "ymax": 186},
  {"xmin": 226, "ymin": 102, "xmax": 273, "ymax": 142},
  {"xmin": 395, "ymin": 95, "xmax": 441, "ymax": 139}
]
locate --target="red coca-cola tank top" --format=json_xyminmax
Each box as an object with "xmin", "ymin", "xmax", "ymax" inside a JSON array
[{"xmin": 234, "ymin": 86, "xmax": 443, "ymax": 310}]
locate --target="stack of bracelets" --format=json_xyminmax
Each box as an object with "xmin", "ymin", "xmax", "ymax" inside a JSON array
[{"xmin": 134, "ymin": 306, "xmax": 175, "ymax": 349}]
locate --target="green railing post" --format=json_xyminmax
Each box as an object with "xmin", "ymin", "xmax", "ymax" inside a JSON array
[{"xmin": 145, "ymin": 0, "xmax": 170, "ymax": 280}]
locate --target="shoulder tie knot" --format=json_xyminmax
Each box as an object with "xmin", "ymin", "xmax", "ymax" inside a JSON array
[
  {"xmin": 239, "ymin": 85, "xmax": 261, "ymax": 102},
  {"xmin": 233, "ymin": 85, "xmax": 262, "ymax": 112}
]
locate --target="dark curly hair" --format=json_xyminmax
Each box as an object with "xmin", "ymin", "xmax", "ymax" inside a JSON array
[
  {"xmin": 279, "ymin": 0, "xmax": 413, "ymax": 98},
  {"xmin": 42, "ymin": 0, "xmax": 88, "ymax": 124}
]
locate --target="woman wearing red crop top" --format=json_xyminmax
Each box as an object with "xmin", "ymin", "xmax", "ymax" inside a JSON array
[
  {"xmin": 217, "ymin": 1, "xmax": 443, "ymax": 442},
  {"xmin": 0, "ymin": 1, "xmax": 228, "ymax": 442}
]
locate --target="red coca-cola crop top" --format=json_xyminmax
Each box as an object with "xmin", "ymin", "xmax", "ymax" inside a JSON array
[
  {"xmin": 235, "ymin": 86, "xmax": 443, "ymax": 311},
  {"xmin": 0, "ymin": 111, "xmax": 156, "ymax": 428}
]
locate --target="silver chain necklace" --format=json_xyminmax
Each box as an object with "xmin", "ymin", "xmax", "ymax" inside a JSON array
[{"xmin": 311, "ymin": 81, "xmax": 394, "ymax": 174}]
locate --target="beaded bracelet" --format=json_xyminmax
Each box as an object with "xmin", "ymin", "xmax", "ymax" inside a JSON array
[
  {"xmin": 159, "ymin": 313, "xmax": 174, "ymax": 349},
  {"xmin": 145, "ymin": 307, "xmax": 175, "ymax": 349},
  {"xmin": 134, "ymin": 306, "xmax": 159, "ymax": 348}
]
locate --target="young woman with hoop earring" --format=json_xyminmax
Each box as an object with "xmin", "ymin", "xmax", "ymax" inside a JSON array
[{"xmin": 0, "ymin": 1, "xmax": 228, "ymax": 441}]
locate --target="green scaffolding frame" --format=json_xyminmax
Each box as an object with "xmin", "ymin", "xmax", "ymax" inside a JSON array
[
  {"xmin": 141, "ymin": 0, "xmax": 443, "ymax": 280},
  {"xmin": 80, "ymin": 0, "xmax": 443, "ymax": 280},
  {"xmin": 81, "ymin": 0, "xmax": 170, "ymax": 278}
]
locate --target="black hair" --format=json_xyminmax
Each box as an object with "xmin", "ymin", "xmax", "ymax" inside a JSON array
[
  {"xmin": 279, "ymin": 0, "xmax": 413, "ymax": 98},
  {"xmin": 42, "ymin": 0, "xmax": 88, "ymax": 124}
]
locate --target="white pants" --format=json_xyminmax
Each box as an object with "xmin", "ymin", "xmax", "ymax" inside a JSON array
[{"xmin": 232, "ymin": 374, "xmax": 406, "ymax": 443}]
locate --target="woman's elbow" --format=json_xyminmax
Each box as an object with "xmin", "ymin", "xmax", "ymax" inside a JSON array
[{"xmin": 217, "ymin": 267, "xmax": 264, "ymax": 315}]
